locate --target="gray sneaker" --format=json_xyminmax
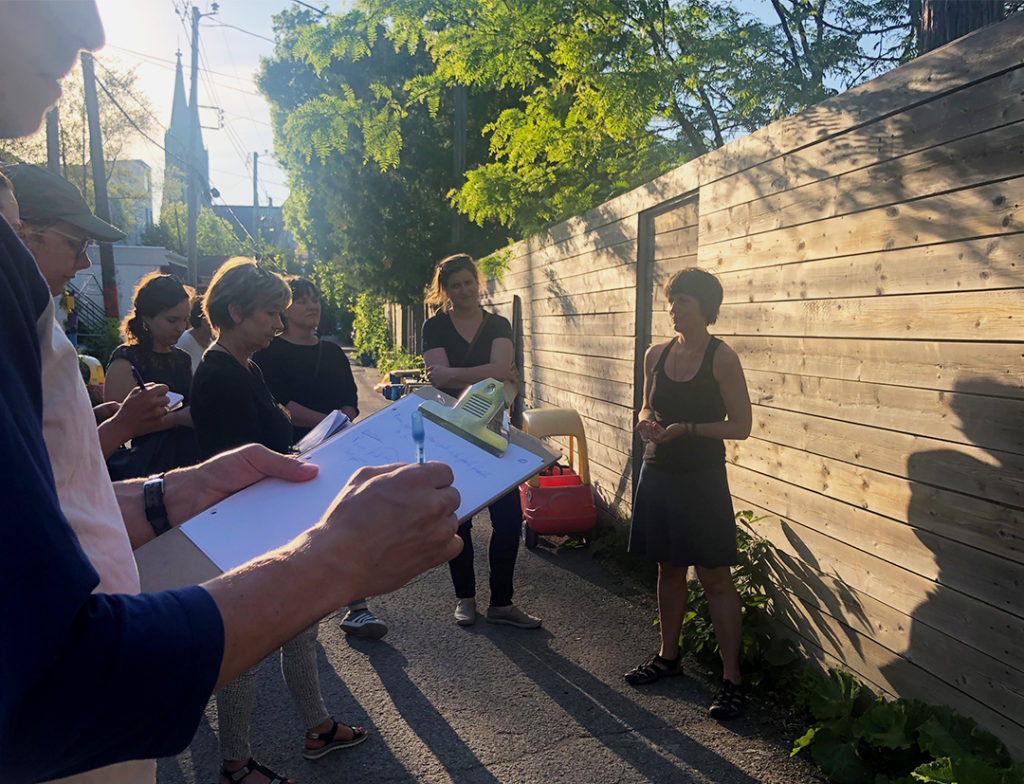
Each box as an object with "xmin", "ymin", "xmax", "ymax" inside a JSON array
[
  {"xmin": 485, "ymin": 604, "xmax": 542, "ymax": 629},
  {"xmin": 454, "ymin": 598, "xmax": 478, "ymax": 626},
  {"xmin": 340, "ymin": 608, "xmax": 388, "ymax": 639}
]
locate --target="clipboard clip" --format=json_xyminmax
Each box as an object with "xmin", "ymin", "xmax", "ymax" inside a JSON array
[{"xmin": 418, "ymin": 378, "xmax": 509, "ymax": 457}]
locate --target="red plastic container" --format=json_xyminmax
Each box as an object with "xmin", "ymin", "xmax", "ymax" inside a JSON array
[{"xmin": 519, "ymin": 466, "xmax": 596, "ymax": 547}]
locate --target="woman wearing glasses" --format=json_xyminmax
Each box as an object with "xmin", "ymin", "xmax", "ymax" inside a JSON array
[
  {"xmin": 103, "ymin": 272, "xmax": 200, "ymax": 478},
  {"xmin": 191, "ymin": 258, "xmax": 368, "ymax": 784},
  {"xmin": 422, "ymin": 253, "xmax": 541, "ymax": 629}
]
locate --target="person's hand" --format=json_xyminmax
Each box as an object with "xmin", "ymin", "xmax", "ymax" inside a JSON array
[
  {"xmin": 165, "ymin": 444, "xmax": 319, "ymax": 524},
  {"xmin": 307, "ymin": 461, "xmax": 463, "ymax": 600},
  {"xmin": 93, "ymin": 401, "xmax": 120, "ymax": 425},
  {"xmin": 636, "ymin": 419, "xmax": 665, "ymax": 443},
  {"xmin": 97, "ymin": 384, "xmax": 171, "ymax": 451},
  {"xmin": 648, "ymin": 423, "xmax": 687, "ymax": 444},
  {"xmin": 425, "ymin": 364, "xmax": 455, "ymax": 389}
]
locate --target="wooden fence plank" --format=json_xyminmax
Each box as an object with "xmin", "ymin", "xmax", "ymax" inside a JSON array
[
  {"xmin": 764, "ymin": 554, "xmax": 1024, "ymax": 733},
  {"xmin": 699, "ymin": 14, "xmax": 1024, "ymax": 186},
  {"xmin": 524, "ymin": 332, "xmax": 635, "ymax": 362},
  {"xmin": 528, "ymin": 311, "xmax": 636, "ymax": 337},
  {"xmin": 714, "ymin": 289, "xmax": 1024, "ymax": 342},
  {"xmin": 726, "ymin": 437, "xmax": 1023, "ymax": 562},
  {"xmin": 742, "ymin": 511, "xmax": 1020, "ymax": 671},
  {"xmin": 743, "ymin": 368, "xmax": 1024, "ymax": 455},
  {"xmin": 727, "ymin": 464, "xmax": 1023, "ymax": 617},
  {"xmin": 700, "ymin": 177, "xmax": 1024, "ymax": 271},
  {"xmin": 702, "ymin": 68, "xmax": 1024, "ymax": 221},
  {"xmin": 750, "ymin": 405, "xmax": 1024, "ymax": 510},
  {"xmin": 714, "ymin": 234, "xmax": 1024, "ymax": 302},
  {"xmin": 729, "ymin": 334, "xmax": 1024, "ymax": 397}
]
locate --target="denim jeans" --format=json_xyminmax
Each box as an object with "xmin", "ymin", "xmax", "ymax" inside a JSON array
[{"xmin": 448, "ymin": 489, "xmax": 523, "ymax": 607}]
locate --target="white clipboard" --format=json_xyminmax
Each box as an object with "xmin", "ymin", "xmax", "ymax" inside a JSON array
[{"xmin": 135, "ymin": 387, "xmax": 559, "ymax": 591}]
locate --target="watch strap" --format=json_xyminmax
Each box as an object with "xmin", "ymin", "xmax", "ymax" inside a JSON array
[{"xmin": 143, "ymin": 473, "xmax": 170, "ymax": 537}]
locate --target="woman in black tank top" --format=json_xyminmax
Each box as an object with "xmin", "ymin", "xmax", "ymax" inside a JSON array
[{"xmin": 625, "ymin": 268, "xmax": 753, "ymax": 721}]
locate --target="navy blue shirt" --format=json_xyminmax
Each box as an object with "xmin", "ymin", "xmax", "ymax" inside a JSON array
[{"xmin": 0, "ymin": 218, "xmax": 224, "ymax": 782}]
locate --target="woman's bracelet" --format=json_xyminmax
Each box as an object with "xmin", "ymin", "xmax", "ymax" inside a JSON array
[{"xmin": 687, "ymin": 422, "xmax": 697, "ymax": 436}]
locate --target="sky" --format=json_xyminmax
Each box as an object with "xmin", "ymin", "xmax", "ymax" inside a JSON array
[{"xmin": 94, "ymin": 0, "xmax": 297, "ymax": 209}]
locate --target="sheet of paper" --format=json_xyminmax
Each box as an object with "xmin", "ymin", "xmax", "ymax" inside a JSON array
[{"xmin": 180, "ymin": 393, "xmax": 554, "ymax": 572}]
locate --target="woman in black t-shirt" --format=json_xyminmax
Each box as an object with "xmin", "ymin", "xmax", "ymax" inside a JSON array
[
  {"xmin": 254, "ymin": 275, "xmax": 387, "ymax": 641},
  {"xmin": 624, "ymin": 268, "xmax": 752, "ymax": 721},
  {"xmin": 192, "ymin": 258, "xmax": 368, "ymax": 784},
  {"xmin": 422, "ymin": 253, "xmax": 540, "ymax": 630}
]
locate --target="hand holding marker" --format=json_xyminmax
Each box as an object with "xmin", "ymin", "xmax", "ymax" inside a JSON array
[{"xmin": 131, "ymin": 364, "xmax": 182, "ymax": 411}]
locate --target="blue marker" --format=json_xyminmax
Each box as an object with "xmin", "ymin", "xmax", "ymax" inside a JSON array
[{"xmin": 412, "ymin": 409, "xmax": 425, "ymax": 463}]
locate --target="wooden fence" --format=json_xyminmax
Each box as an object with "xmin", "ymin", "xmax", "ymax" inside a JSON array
[{"xmin": 466, "ymin": 15, "xmax": 1024, "ymax": 753}]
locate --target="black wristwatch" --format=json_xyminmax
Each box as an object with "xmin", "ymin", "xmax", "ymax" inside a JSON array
[{"xmin": 143, "ymin": 473, "xmax": 170, "ymax": 537}]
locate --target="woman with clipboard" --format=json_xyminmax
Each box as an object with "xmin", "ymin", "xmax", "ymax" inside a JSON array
[
  {"xmin": 422, "ymin": 253, "xmax": 541, "ymax": 630},
  {"xmin": 191, "ymin": 259, "xmax": 368, "ymax": 784}
]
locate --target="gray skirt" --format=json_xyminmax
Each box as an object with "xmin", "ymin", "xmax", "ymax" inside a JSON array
[{"xmin": 628, "ymin": 461, "xmax": 737, "ymax": 568}]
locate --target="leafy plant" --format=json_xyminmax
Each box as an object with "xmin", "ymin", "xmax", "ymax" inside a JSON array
[
  {"xmin": 376, "ymin": 346, "xmax": 423, "ymax": 375},
  {"xmin": 351, "ymin": 291, "xmax": 391, "ymax": 362},
  {"xmin": 791, "ymin": 669, "xmax": 1024, "ymax": 784},
  {"xmin": 678, "ymin": 511, "xmax": 801, "ymax": 687}
]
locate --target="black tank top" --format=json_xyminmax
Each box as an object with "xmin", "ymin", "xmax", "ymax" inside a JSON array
[{"xmin": 644, "ymin": 336, "xmax": 726, "ymax": 471}]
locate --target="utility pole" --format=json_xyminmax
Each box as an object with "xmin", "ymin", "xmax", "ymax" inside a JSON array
[
  {"xmin": 80, "ymin": 52, "xmax": 118, "ymax": 319},
  {"xmin": 45, "ymin": 109, "xmax": 60, "ymax": 174},
  {"xmin": 252, "ymin": 151, "xmax": 259, "ymax": 250},
  {"xmin": 186, "ymin": 5, "xmax": 201, "ymax": 287}
]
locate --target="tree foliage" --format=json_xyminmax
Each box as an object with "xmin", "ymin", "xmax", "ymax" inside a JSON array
[
  {"xmin": 262, "ymin": 0, "xmax": 1022, "ymax": 298},
  {"xmin": 0, "ymin": 58, "xmax": 157, "ymax": 237},
  {"xmin": 142, "ymin": 203, "xmax": 246, "ymax": 257},
  {"xmin": 259, "ymin": 8, "xmax": 511, "ymax": 306}
]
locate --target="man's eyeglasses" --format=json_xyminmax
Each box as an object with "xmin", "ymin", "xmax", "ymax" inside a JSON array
[{"xmin": 46, "ymin": 227, "xmax": 95, "ymax": 258}]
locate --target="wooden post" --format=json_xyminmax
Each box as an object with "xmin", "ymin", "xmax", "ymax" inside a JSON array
[
  {"xmin": 80, "ymin": 52, "xmax": 118, "ymax": 319},
  {"xmin": 45, "ymin": 109, "xmax": 60, "ymax": 174}
]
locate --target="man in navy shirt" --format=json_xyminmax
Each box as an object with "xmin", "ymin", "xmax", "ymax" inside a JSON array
[{"xmin": 0, "ymin": 4, "xmax": 463, "ymax": 781}]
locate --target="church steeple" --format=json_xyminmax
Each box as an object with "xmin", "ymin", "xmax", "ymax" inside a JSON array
[{"xmin": 162, "ymin": 51, "xmax": 210, "ymax": 213}]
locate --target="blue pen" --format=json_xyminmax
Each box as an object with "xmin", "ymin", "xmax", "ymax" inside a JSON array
[
  {"xmin": 411, "ymin": 409, "xmax": 425, "ymax": 463},
  {"xmin": 130, "ymin": 364, "xmax": 147, "ymax": 391}
]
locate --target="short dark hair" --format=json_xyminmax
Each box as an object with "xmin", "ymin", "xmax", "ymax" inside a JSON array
[
  {"xmin": 286, "ymin": 275, "xmax": 319, "ymax": 302},
  {"xmin": 663, "ymin": 268, "xmax": 723, "ymax": 325}
]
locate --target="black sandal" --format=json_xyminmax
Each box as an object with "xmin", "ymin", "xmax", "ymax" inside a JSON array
[
  {"xmin": 624, "ymin": 653, "xmax": 683, "ymax": 685},
  {"xmin": 302, "ymin": 718, "xmax": 368, "ymax": 760},
  {"xmin": 708, "ymin": 679, "xmax": 745, "ymax": 720},
  {"xmin": 219, "ymin": 758, "xmax": 294, "ymax": 784}
]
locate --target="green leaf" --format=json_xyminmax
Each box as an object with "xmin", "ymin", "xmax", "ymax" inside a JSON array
[{"xmin": 854, "ymin": 699, "xmax": 913, "ymax": 750}]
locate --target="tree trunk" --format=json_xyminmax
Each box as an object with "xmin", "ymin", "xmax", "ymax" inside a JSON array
[{"xmin": 919, "ymin": 0, "xmax": 1004, "ymax": 53}]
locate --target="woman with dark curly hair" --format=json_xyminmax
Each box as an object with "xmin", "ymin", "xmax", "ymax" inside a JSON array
[{"xmin": 103, "ymin": 271, "xmax": 199, "ymax": 478}]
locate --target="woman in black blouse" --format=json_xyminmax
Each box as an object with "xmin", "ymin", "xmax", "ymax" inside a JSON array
[
  {"xmin": 104, "ymin": 272, "xmax": 199, "ymax": 478},
  {"xmin": 625, "ymin": 268, "xmax": 752, "ymax": 721},
  {"xmin": 422, "ymin": 253, "xmax": 540, "ymax": 630},
  {"xmin": 254, "ymin": 275, "xmax": 387, "ymax": 641},
  {"xmin": 192, "ymin": 258, "xmax": 368, "ymax": 784}
]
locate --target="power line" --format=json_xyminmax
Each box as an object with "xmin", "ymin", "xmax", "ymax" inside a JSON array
[{"xmin": 207, "ymin": 21, "xmax": 275, "ymax": 44}]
